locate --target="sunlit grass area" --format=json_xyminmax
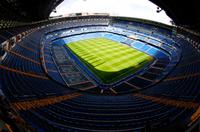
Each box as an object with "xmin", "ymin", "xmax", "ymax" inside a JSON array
[{"xmin": 67, "ymin": 38, "xmax": 153, "ymax": 83}]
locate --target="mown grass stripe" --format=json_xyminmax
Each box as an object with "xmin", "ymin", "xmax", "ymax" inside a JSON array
[{"xmin": 67, "ymin": 38, "xmax": 153, "ymax": 83}]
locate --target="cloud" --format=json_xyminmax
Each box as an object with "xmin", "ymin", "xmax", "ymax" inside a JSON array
[{"xmin": 50, "ymin": 0, "xmax": 172, "ymax": 25}]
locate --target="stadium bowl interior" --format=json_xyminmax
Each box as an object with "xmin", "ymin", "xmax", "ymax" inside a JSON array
[{"xmin": 0, "ymin": 0, "xmax": 200, "ymax": 132}]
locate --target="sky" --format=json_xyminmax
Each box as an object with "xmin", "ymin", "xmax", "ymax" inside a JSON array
[{"xmin": 50, "ymin": 0, "xmax": 172, "ymax": 25}]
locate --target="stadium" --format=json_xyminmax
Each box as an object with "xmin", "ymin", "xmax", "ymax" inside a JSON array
[{"xmin": 0, "ymin": 0, "xmax": 200, "ymax": 132}]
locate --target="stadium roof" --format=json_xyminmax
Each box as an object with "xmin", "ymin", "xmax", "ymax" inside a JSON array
[
  {"xmin": 0, "ymin": 0, "xmax": 63, "ymax": 21},
  {"xmin": 0, "ymin": 0, "xmax": 199, "ymax": 30},
  {"xmin": 150, "ymin": 0, "xmax": 200, "ymax": 30}
]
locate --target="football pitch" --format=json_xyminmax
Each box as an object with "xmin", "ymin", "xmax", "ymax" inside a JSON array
[{"xmin": 66, "ymin": 38, "xmax": 153, "ymax": 84}]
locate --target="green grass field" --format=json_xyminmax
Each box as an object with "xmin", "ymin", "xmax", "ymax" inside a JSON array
[{"xmin": 66, "ymin": 38, "xmax": 153, "ymax": 84}]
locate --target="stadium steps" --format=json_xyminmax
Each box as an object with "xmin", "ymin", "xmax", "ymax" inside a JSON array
[
  {"xmin": 19, "ymin": 94, "xmax": 175, "ymax": 131},
  {"xmin": 5, "ymin": 49, "xmax": 40, "ymax": 64},
  {"xmin": 69, "ymin": 81, "xmax": 97, "ymax": 91},
  {"xmin": 12, "ymin": 92, "xmax": 81, "ymax": 111},
  {"xmin": 1, "ymin": 53, "xmax": 44, "ymax": 75},
  {"xmin": 127, "ymin": 77, "xmax": 152, "ymax": 88}
]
